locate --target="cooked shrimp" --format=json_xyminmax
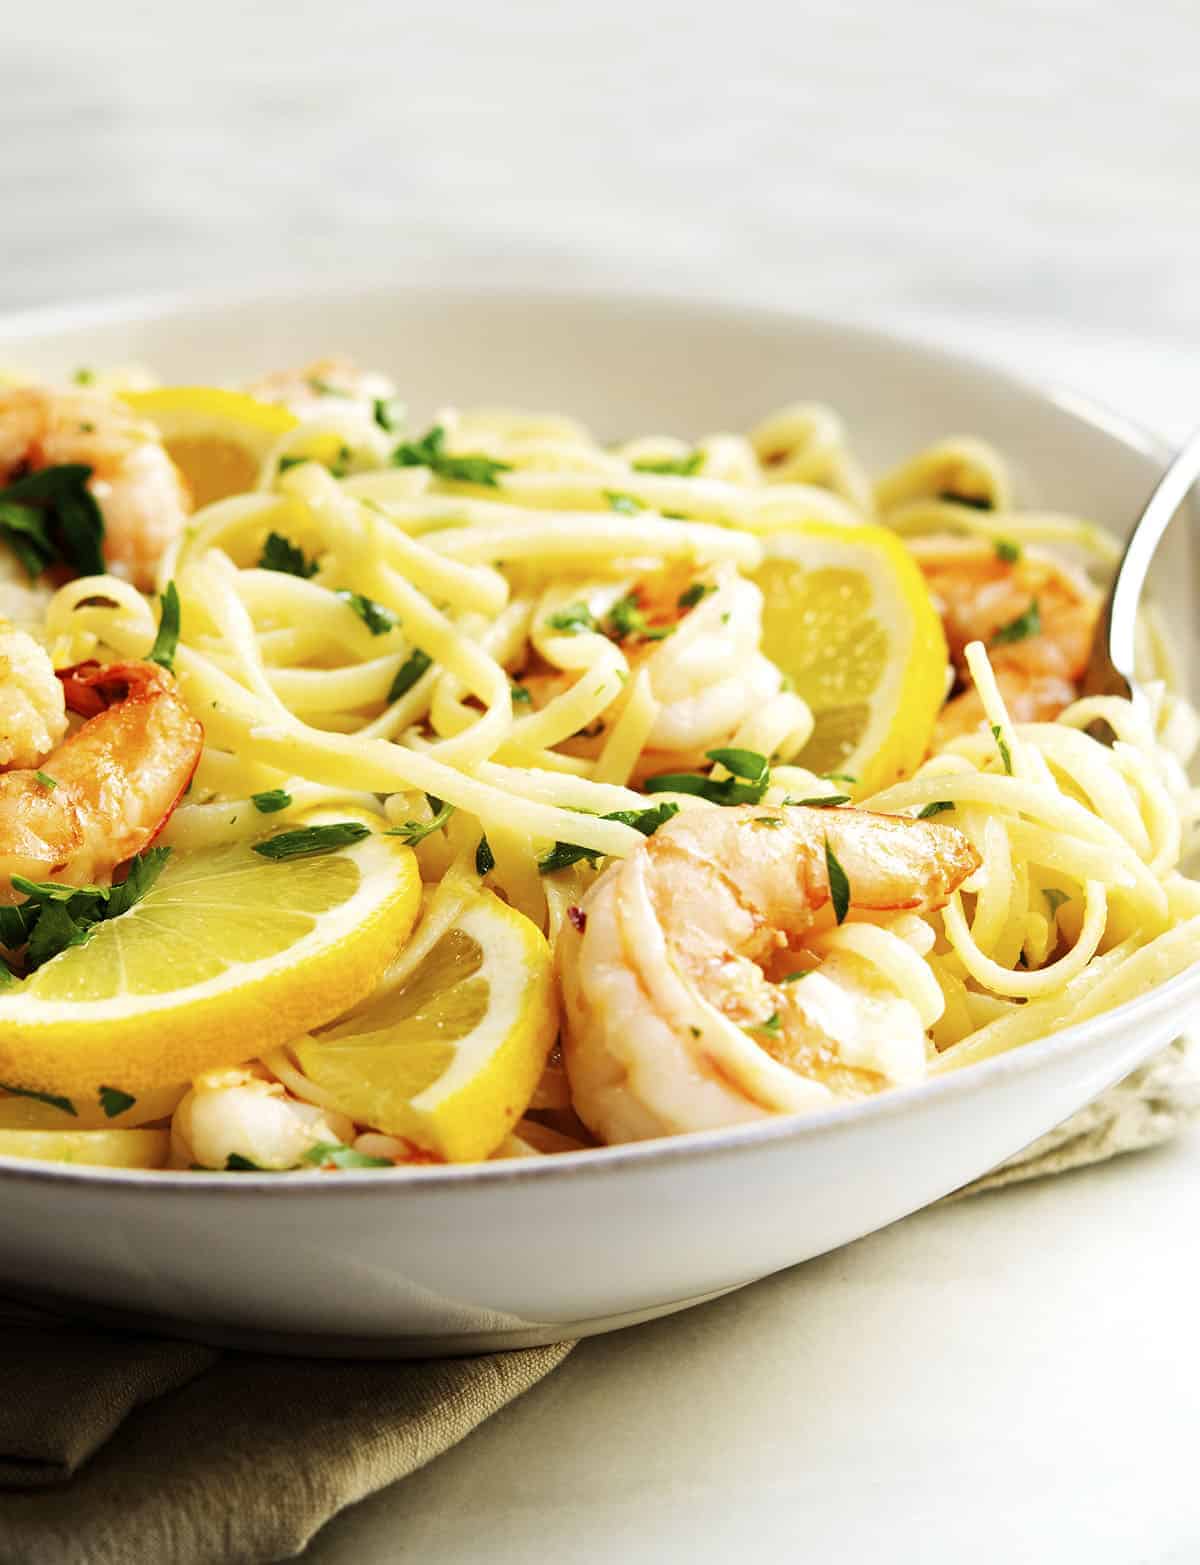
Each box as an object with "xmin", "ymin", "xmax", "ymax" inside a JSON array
[
  {"xmin": 0, "ymin": 659, "xmax": 203, "ymax": 892},
  {"xmin": 0, "ymin": 385, "xmax": 191, "ymax": 590},
  {"xmin": 911, "ymin": 536, "xmax": 1100, "ymax": 743},
  {"xmin": 559, "ymin": 803, "xmax": 980, "ymax": 1144},
  {"xmin": 247, "ymin": 356, "xmax": 397, "ymax": 416},
  {"xmin": 528, "ymin": 563, "xmax": 804, "ymax": 774},
  {"xmin": 0, "ymin": 621, "xmax": 68, "ymax": 768},
  {"xmin": 172, "ymin": 1066, "xmax": 356, "ymax": 1171}
]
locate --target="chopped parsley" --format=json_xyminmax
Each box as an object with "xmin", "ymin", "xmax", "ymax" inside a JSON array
[
  {"xmin": 822, "ymin": 772, "xmax": 858, "ymax": 784},
  {"xmin": 33, "ymin": 772, "xmax": 57, "ymax": 791},
  {"xmin": 753, "ymin": 1011, "xmax": 782, "ymax": 1036},
  {"xmin": 937, "ymin": 490, "xmax": 993, "ymax": 510},
  {"xmin": 0, "ymin": 849, "xmax": 171, "ymax": 972},
  {"xmin": 0, "ymin": 464, "xmax": 105, "ymax": 580},
  {"xmin": 476, "ymin": 834, "xmax": 495, "ymax": 877},
  {"xmin": 605, "ymin": 594, "xmax": 673, "ymax": 644},
  {"xmin": 252, "ymin": 822, "xmax": 371, "ymax": 860},
  {"xmin": 251, "ymin": 789, "xmax": 292, "ymax": 814},
  {"xmin": 392, "ymin": 425, "xmax": 511, "ymax": 487},
  {"xmin": 336, "ymin": 589, "xmax": 398, "ymax": 636},
  {"xmin": 388, "ymin": 648, "xmax": 433, "ymax": 702},
  {"xmin": 509, "ymin": 681, "xmax": 532, "ymax": 706},
  {"xmin": 538, "ymin": 802, "xmax": 679, "ymax": 875},
  {"xmin": 604, "ymin": 491, "xmax": 644, "ymax": 515},
  {"xmin": 303, "ymin": 1142, "xmax": 393, "ymax": 1169},
  {"xmin": 991, "ymin": 724, "xmax": 1014, "ymax": 775},
  {"xmin": 276, "ymin": 455, "xmax": 309, "ymax": 474},
  {"xmin": 147, "ymin": 581, "xmax": 181, "ymax": 672},
  {"xmin": 372, "ymin": 396, "xmax": 406, "ymax": 434},
  {"xmin": 632, "ymin": 450, "xmax": 704, "ymax": 477},
  {"xmin": 386, "ymin": 797, "xmax": 456, "ymax": 846},
  {"xmin": 917, "ymin": 800, "xmax": 954, "ymax": 819},
  {"xmin": 224, "ymin": 1154, "xmax": 273, "ymax": 1171},
  {"xmin": 779, "ymin": 970, "xmax": 811, "ymax": 984},
  {"xmin": 677, "ymin": 582, "xmax": 716, "ymax": 610},
  {"xmin": 73, "ymin": 367, "xmax": 96, "ymax": 385},
  {"xmin": 0, "ymin": 1082, "xmax": 76, "ymax": 1116},
  {"xmin": 258, "ymin": 531, "xmax": 319, "ymax": 578},
  {"xmin": 994, "ymin": 537, "xmax": 1022, "ymax": 564},
  {"xmin": 98, "ymin": 1086, "xmax": 136, "ymax": 1119},
  {"xmin": 787, "ymin": 794, "xmax": 850, "ymax": 808},
  {"xmin": 991, "ymin": 598, "xmax": 1041, "ymax": 646},
  {"xmin": 749, "ymin": 815, "xmax": 783, "ymax": 828},
  {"xmin": 645, "ymin": 747, "xmax": 771, "ymax": 807},
  {"xmin": 545, "ymin": 601, "xmax": 598, "ymax": 635},
  {"xmin": 824, "ymin": 838, "xmax": 851, "ymax": 924}
]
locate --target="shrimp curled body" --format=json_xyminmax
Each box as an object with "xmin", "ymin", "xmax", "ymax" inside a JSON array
[
  {"xmin": 559, "ymin": 804, "xmax": 980, "ymax": 1144},
  {"xmin": 0, "ymin": 385, "xmax": 191, "ymax": 590},
  {"xmin": 0, "ymin": 660, "xmax": 203, "ymax": 891}
]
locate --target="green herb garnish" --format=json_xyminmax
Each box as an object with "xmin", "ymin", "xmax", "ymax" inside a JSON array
[
  {"xmin": 545, "ymin": 601, "xmax": 598, "ymax": 635},
  {"xmin": 392, "ymin": 425, "xmax": 511, "ymax": 487},
  {"xmin": 224, "ymin": 1154, "xmax": 274, "ymax": 1171},
  {"xmin": 753, "ymin": 1011, "xmax": 782, "ymax": 1036},
  {"xmin": 303, "ymin": 1142, "xmax": 393, "ymax": 1169},
  {"xmin": 917, "ymin": 800, "xmax": 953, "ymax": 819},
  {"xmin": 604, "ymin": 491, "xmax": 644, "ymax": 515},
  {"xmin": 147, "ymin": 581, "xmax": 181, "ymax": 673},
  {"xmin": 991, "ymin": 724, "xmax": 1014, "ymax": 775},
  {"xmin": 252, "ymin": 823, "xmax": 371, "ymax": 861},
  {"xmin": 994, "ymin": 538, "xmax": 1022, "ymax": 564},
  {"xmin": 538, "ymin": 802, "xmax": 679, "ymax": 875},
  {"xmin": 388, "ymin": 648, "xmax": 433, "ymax": 702},
  {"xmin": 605, "ymin": 594, "xmax": 673, "ymax": 644},
  {"xmin": 372, "ymin": 396, "xmax": 406, "ymax": 434},
  {"xmin": 0, "ymin": 1082, "xmax": 76, "ymax": 1116},
  {"xmin": 33, "ymin": 772, "xmax": 57, "ymax": 791},
  {"xmin": 779, "ymin": 970, "xmax": 811, "ymax": 983},
  {"xmin": 0, "ymin": 464, "xmax": 105, "ymax": 580},
  {"xmin": 336, "ymin": 589, "xmax": 398, "ymax": 636},
  {"xmin": 632, "ymin": 451, "xmax": 704, "ymax": 477},
  {"xmin": 258, "ymin": 531, "xmax": 319, "ymax": 578},
  {"xmin": 991, "ymin": 598, "xmax": 1041, "ymax": 646},
  {"xmin": 937, "ymin": 490, "xmax": 993, "ymax": 511},
  {"xmin": 1, "ymin": 848, "xmax": 172, "ymax": 971},
  {"xmin": 788, "ymin": 794, "xmax": 850, "ymax": 808},
  {"xmin": 386, "ymin": 798, "xmax": 455, "ymax": 846},
  {"xmin": 98, "ymin": 1086, "xmax": 136, "ymax": 1119},
  {"xmin": 645, "ymin": 748, "xmax": 771, "ymax": 807},
  {"xmin": 677, "ymin": 582, "xmax": 716, "ymax": 610},
  {"xmin": 251, "ymin": 789, "xmax": 292, "ymax": 814},
  {"xmin": 824, "ymin": 838, "xmax": 850, "ymax": 925},
  {"xmin": 510, "ymin": 682, "xmax": 532, "ymax": 706}
]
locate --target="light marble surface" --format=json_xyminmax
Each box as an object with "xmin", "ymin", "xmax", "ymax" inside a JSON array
[{"xmin": 6, "ymin": 4, "xmax": 1200, "ymax": 1560}]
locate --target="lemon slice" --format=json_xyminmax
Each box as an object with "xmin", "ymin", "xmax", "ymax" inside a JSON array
[
  {"xmin": 291, "ymin": 891, "xmax": 557, "ymax": 1163},
  {"xmin": 752, "ymin": 521, "xmax": 948, "ymax": 795},
  {"xmin": 0, "ymin": 814, "xmax": 421, "ymax": 1107},
  {"xmin": 124, "ymin": 388, "xmax": 296, "ymax": 507},
  {"xmin": 0, "ymin": 1129, "xmax": 168, "ymax": 1168}
]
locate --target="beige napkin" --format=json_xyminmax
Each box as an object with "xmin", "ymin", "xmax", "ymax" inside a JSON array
[{"xmin": 0, "ymin": 1044, "xmax": 1194, "ymax": 1565}]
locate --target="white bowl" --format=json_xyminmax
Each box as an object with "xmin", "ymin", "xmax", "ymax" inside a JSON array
[{"xmin": 1, "ymin": 284, "xmax": 1196, "ymax": 1357}]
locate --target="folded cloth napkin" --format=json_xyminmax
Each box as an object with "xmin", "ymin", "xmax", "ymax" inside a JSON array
[{"xmin": 0, "ymin": 1042, "xmax": 1194, "ymax": 1565}]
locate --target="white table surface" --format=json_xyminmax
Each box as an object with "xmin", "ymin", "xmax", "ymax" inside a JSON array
[{"xmin": 5, "ymin": 2, "xmax": 1199, "ymax": 1558}]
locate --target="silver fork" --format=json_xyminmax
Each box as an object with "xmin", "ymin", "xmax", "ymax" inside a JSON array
[{"xmin": 1080, "ymin": 426, "xmax": 1200, "ymax": 737}]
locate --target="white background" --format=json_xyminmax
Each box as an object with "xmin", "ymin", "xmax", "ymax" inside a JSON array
[{"xmin": 5, "ymin": 2, "xmax": 1200, "ymax": 1559}]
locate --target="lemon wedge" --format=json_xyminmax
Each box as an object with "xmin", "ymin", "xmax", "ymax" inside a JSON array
[
  {"xmin": 752, "ymin": 521, "xmax": 948, "ymax": 795},
  {"xmin": 0, "ymin": 1129, "xmax": 169, "ymax": 1168},
  {"xmin": 290, "ymin": 891, "xmax": 557, "ymax": 1163},
  {"xmin": 124, "ymin": 387, "xmax": 296, "ymax": 508},
  {"xmin": 0, "ymin": 814, "xmax": 421, "ymax": 1107}
]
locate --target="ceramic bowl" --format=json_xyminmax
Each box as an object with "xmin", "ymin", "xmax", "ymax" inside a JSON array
[{"xmin": 0, "ymin": 284, "xmax": 1195, "ymax": 1356}]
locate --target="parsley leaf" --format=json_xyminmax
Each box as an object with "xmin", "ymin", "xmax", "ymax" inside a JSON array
[
  {"xmin": 252, "ymin": 823, "xmax": 371, "ymax": 860},
  {"xmin": 787, "ymin": 794, "xmax": 850, "ymax": 808},
  {"xmin": 386, "ymin": 798, "xmax": 456, "ymax": 846},
  {"xmin": 937, "ymin": 490, "xmax": 993, "ymax": 511},
  {"xmin": 538, "ymin": 802, "xmax": 679, "ymax": 875},
  {"xmin": 632, "ymin": 451, "xmax": 704, "ymax": 477},
  {"xmin": 604, "ymin": 491, "xmax": 645, "ymax": 515},
  {"xmin": 303, "ymin": 1142, "xmax": 394, "ymax": 1169},
  {"xmin": 104, "ymin": 849, "xmax": 171, "ymax": 918},
  {"xmin": 0, "ymin": 1082, "xmax": 77, "ymax": 1116},
  {"xmin": 388, "ymin": 648, "xmax": 433, "ymax": 702},
  {"xmin": 148, "ymin": 581, "xmax": 181, "ymax": 672},
  {"xmin": 677, "ymin": 582, "xmax": 716, "ymax": 610},
  {"xmin": 258, "ymin": 531, "xmax": 319, "ymax": 578},
  {"xmin": 510, "ymin": 681, "xmax": 532, "ymax": 706},
  {"xmin": 917, "ymin": 800, "xmax": 953, "ymax": 818},
  {"xmin": 645, "ymin": 747, "xmax": 771, "ymax": 806},
  {"xmin": 991, "ymin": 724, "xmax": 1014, "ymax": 775},
  {"xmin": 3, "ymin": 848, "xmax": 171, "ymax": 970},
  {"xmin": 994, "ymin": 537, "xmax": 1022, "ymax": 564},
  {"xmin": 336, "ymin": 590, "xmax": 398, "ymax": 636},
  {"xmin": 251, "ymin": 789, "xmax": 292, "ymax": 814},
  {"xmin": 392, "ymin": 425, "xmax": 511, "ymax": 487},
  {"xmin": 824, "ymin": 838, "xmax": 851, "ymax": 924},
  {"xmin": 224, "ymin": 1153, "xmax": 274, "ymax": 1171},
  {"xmin": 753, "ymin": 1011, "xmax": 782, "ymax": 1036},
  {"xmin": 545, "ymin": 601, "xmax": 598, "ymax": 635},
  {"xmin": 779, "ymin": 970, "xmax": 811, "ymax": 983},
  {"xmin": 605, "ymin": 594, "xmax": 673, "ymax": 644},
  {"xmin": 991, "ymin": 598, "xmax": 1041, "ymax": 646},
  {"xmin": 33, "ymin": 771, "xmax": 57, "ymax": 791},
  {"xmin": 822, "ymin": 772, "xmax": 858, "ymax": 784},
  {"xmin": 372, "ymin": 396, "xmax": 406, "ymax": 434},
  {"xmin": 0, "ymin": 464, "xmax": 105, "ymax": 579},
  {"xmin": 476, "ymin": 834, "xmax": 495, "ymax": 877},
  {"xmin": 98, "ymin": 1086, "xmax": 136, "ymax": 1119}
]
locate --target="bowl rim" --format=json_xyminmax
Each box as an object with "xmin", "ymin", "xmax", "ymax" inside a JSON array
[{"xmin": 0, "ymin": 278, "xmax": 1188, "ymax": 1196}]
